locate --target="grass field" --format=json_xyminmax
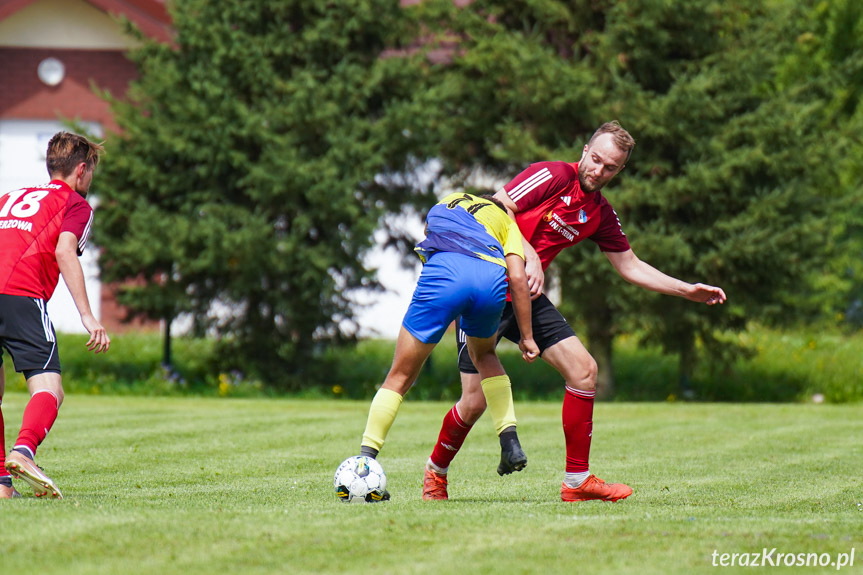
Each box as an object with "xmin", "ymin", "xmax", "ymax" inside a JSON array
[{"xmin": 0, "ymin": 394, "xmax": 860, "ymax": 574}]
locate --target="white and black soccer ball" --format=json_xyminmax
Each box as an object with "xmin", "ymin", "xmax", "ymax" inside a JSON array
[{"xmin": 333, "ymin": 455, "xmax": 388, "ymax": 503}]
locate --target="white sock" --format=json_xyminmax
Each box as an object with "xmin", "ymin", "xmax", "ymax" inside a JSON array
[
  {"xmin": 426, "ymin": 458, "xmax": 448, "ymax": 475},
  {"xmin": 564, "ymin": 471, "xmax": 590, "ymax": 488}
]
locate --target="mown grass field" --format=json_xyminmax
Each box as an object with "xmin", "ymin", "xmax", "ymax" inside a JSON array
[{"xmin": 0, "ymin": 394, "xmax": 860, "ymax": 574}]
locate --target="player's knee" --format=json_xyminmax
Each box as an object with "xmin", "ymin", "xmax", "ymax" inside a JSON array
[
  {"xmin": 25, "ymin": 371, "xmax": 64, "ymax": 405},
  {"xmin": 457, "ymin": 393, "xmax": 487, "ymax": 424},
  {"xmin": 381, "ymin": 375, "xmax": 412, "ymax": 396},
  {"xmin": 565, "ymin": 356, "xmax": 597, "ymax": 392}
]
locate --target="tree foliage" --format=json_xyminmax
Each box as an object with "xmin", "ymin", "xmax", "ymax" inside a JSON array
[
  {"xmin": 96, "ymin": 0, "xmax": 435, "ymax": 387},
  {"xmin": 417, "ymin": 0, "xmax": 862, "ymax": 394},
  {"xmin": 94, "ymin": 0, "xmax": 862, "ymax": 393}
]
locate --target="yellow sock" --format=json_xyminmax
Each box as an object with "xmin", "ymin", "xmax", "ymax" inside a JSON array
[
  {"xmin": 361, "ymin": 388, "xmax": 404, "ymax": 452},
  {"xmin": 481, "ymin": 375, "xmax": 517, "ymax": 435}
]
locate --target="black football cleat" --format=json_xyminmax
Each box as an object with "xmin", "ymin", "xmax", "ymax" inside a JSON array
[{"xmin": 497, "ymin": 433, "xmax": 527, "ymax": 476}]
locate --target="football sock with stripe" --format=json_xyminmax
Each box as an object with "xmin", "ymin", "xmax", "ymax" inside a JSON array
[
  {"xmin": 429, "ymin": 405, "xmax": 474, "ymax": 472},
  {"xmin": 15, "ymin": 390, "xmax": 59, "ymax": 457},
  {"xmin": 563, "ymin": 386, "xmax": 595, "ymax": 478},
  {"xmin": 360, "ymin": 387, "xmax": 403, "ymax": 455},
  {"xmin": 480, "ymin": 375, "xmax": 517, "ymax": 436}
]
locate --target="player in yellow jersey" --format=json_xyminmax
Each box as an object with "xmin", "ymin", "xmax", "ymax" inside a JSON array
[{"xmin": 355, "ymin": 193, "xmax": 539, "ymax": 498}]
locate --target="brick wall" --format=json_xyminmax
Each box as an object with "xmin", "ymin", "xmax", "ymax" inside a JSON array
[{"xmin": 0, "ymin": 47, "xmax": 137, "ymax": 131}]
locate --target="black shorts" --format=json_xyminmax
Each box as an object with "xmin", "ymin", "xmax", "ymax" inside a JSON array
[
  {"xmin": 0, "ymin": 294, "xmax": 61, "ymax": 374},
  {"xmin": 456, "ymin": 293, "xmax": 576, "ymax": 374}
]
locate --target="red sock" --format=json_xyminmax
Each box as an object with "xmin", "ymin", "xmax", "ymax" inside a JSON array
[
  {"xmin": 15, "ymin": 391, "xmax": 59, "ymax": 457},
  {"xmin": 0, "ymin": 399, "xmax": 8, "ymax": 476},
  {"xmin": 562, "ymin": 386, "xmax": 595, "ymax": 473},
  {"xmin": 429, "ymin": 405, "xmax": 473, "ymax": 471}
]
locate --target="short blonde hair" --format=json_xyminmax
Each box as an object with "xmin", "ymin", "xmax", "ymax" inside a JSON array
[
  {"xmin": 46, "ymin": 132, "xmax": 104, "ymax": 178},
  {"xmin": 588, "ymin": 121, "xmax": 635, "ymax": 162}
]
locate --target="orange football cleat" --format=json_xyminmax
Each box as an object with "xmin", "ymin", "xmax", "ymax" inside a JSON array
[
  {"xmin": 422, "ymin": 467, "xmax": 448, "ymax": 500},
  {"xmin": 560, "ymin": 474, "xmax": 632, "ymax": 502}
]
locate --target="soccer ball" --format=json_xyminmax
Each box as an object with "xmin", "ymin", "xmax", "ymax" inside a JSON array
[{"xmin": 333, "ymin": 455, "xmax": 388, "ymax": 503}]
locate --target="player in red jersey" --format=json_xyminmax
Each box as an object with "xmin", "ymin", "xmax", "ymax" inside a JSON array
[
  {"xmin": 0, "ymin": 132, "xmax": 110, "ymax": 499},
  {"xmin": 421, "ymin": 122, "xmax": 726, "ymax": 501}
]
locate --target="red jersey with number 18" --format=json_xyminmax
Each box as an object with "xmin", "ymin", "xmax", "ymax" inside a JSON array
[
  {"xmin": 0, "ymin": 180, "xmax": 93, "ymax": 300},
  {"xmin": 503, "ymin": 161, "xmax": 630, "ymax": 270}
]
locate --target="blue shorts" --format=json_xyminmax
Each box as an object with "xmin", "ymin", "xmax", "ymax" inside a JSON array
[{"xmin": 402, "ymin": 252, "xmax": 507, "ymax": 344}]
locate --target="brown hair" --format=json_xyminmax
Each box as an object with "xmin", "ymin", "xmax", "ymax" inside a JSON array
[
  {"xmin": 479, "ymin": 194, "xmax": 507, "ymax": 213},
  {"xmin": 588, "ymin": 121, "xmax": 635, "ymax": 163},
  {"xmin": 46, "ymin": 132, "xmax": 104, "ymax": 178}
]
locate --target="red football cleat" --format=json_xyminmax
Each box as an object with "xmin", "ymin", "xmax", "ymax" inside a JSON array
[
  {"xmin": 422, "ymin": 467, "xmax": 448, "ymax": 500},
  {"xmin": 561, "ymin": 475, "xmax": 632, "ymax": 502}
]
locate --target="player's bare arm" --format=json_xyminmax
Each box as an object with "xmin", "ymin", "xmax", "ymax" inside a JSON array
[
  {"xmin": 505, "ymin": 253, "xmax": 539, "ymax": 362},
  {"xmin": 56, "ymin": 232, "xmax": 111, "ymax": 353},
  {"xmin": 495, "ymin": 188, "xmax": 544, "ymax": 298},
  {"xmin": 605, "ymin": 249, "xmax": 727, "ymax": 305}
]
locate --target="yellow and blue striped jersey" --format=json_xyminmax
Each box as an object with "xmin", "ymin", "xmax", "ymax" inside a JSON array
[{"xmin": 414, "ymin": 193, "xmax": 524, "ymax": 268}]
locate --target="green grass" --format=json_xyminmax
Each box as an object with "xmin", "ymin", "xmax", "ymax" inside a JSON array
[{"xmin": 1, "ymin": 395, "xmax": 860, "ymax": 574}]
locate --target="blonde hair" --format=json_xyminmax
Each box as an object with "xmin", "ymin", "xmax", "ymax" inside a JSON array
[
  {"xmin": 46, "ymin": 132, "xmax": 104, "ymax": 178},
  {"xmin": 588, "ymin": 121, "xmax": 635, "ymax": 162}
]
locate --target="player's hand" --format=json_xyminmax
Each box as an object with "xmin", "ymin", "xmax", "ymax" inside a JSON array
[
  {"xmin": 519, "ymin": 337, "xmax": 539, "ymax": 363},
  {"xmin": 81, "ymin": 313, "xmax": 111, "ymax": 353},
  {"xmin": 525, "ymin": 257, "xmax": 545, "ymax": 300},
  {"xmin": 689, "ymin": 283, "xmax": 727, "ymax": 305}
]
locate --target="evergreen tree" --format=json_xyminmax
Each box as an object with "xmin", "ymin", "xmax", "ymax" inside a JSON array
[
  {"xmin": 96, "ymin": 0, "xmax": 435, "ymax": 387},
  {"xmin": 608, "ymin": 0, "xmax": 860, "ymax": 392},
  {"xmin": 772, "ymin": 0, "xmax": 863, "ymax": 328},
  {"xmin": 422, "ymin": 0, "xmax": 855, "ymax": 395}
]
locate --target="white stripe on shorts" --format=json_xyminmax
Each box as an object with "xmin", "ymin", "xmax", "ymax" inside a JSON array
[{"xmin": 32, "ymin": 298, "xmax": 56, "ymax": 343}]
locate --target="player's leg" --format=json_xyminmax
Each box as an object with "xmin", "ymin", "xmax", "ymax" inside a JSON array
[
  {"xmin": 452, "ymin": 324, "xmax": 489, "ymax": 425},
  {"xmin": 541, "ymin": 336, "xmax": 631, "ymax": 502},
  {"xmin": 2, "ymin": 296, "xmax": 64, "ymax": 498},
  {"xmin": 0, "ymin": 361, "xmax": 20, "ymax": 499},
  {"xmin": 5, "ymin": 371, "xmax": 65, "ymax": 498},
  {"xmin": 360, "ymin": 326, "xmax": 435, "ymax": 459},
  {"xmin": 361, "ymin": 254, "xmax": 461, "ymax": 460},
  {"xmin": 425, "ymin": 302, "xmax": 517, "ymax": 498},
  {"xmin": 424, "ymin": 357, "xmax": 484, "ymax": 500},
  {"xmin": 459, "ymin": 261, "xmax": 526, "ymax": 477},
  {"xmin": 427, "ymin": 373, "xmax": 484, "ymax": 473},
  {"xmin": 423, "ymin": 329, "xmax": 485, "ymax": 499},
  {"xmin": 427, "ymin": 324, "xmax": 486, "ymax": 474},
  {"xmin": 465, "ymin": 334, "xmax": 527, "ymax": 476}
]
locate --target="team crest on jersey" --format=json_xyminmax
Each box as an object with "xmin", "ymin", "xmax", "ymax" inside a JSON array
[
  {"xmin": 577, "ymin": 209, "xmax": 588, "ymax": 224},
  {"xmin": 561, "ymin": 195, "xmax": 571, "ymax": 206},
  {"xmin": 543, "ymin": 210, "xmax": 579, "ymax": 241}
]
